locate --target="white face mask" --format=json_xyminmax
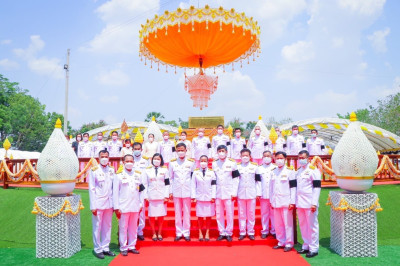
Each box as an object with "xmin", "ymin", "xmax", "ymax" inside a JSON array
[
  {"xmin": 100, "ymin": 158, "xmax": 109, "ymax": 166},
  {"xmin": 311, "ymin": 133, "xmax": 317, "ymax": 138},
  {"xmin": 181, "ymin": 135, "xmax": 186, "ymax": 141},
  {"xmin": 217, "ymin": 129, "xmax": 223, "ymax": 135},
  {"xmin": 218, "ymin": 151, "xmax": 226, "ymax": 160},
  {"xmin": 133, "ymin": 150, "xmax": 141, "ymax": 157},
  {"xmin": 241, "ymin": 156, "xmax": 250, "ymax": 163},
  {"xmin": 299, "ymin": 158, "xmax": 308, "ymax": 166},
  {"xmin": 83, "ymin": 137, "xmax": 88, "ymax": 142},
  {"xmin": 292, "ymin": 130, "xmax": 298, "ymax": 135},
  {"xmin": 177, "ymin": 151, "xmax": 186, "ymax": 158},
  {"xmin": 200, "ymin": 162, "xmax": 208, "ymax": 169},
  {"xmin": 263, "ymin": 157, "xmax": 272, "ymax": 164},
  {"xmin": 198, "ymin": 132, "xmax": 204, "ymax": 137},
  {"xmin": 112, "ymin": 135, "xmax": 118, "ymax": 141},
  {"xmin": 97, "ymin": 136, "xmax": 103, "ymax": 141},
  {"xmin": 148, "ymin": 137, "xmax": 154, "ymax": 142},
  {"xmin": 125, "ymin": 162, "xmax": 134, "ymax": 170},
  {"xmin": 77, "ymin": 137, "xmax": 82, "ymax": 141},
  {"xmin": 255, "ymin": 129, "xmax": 261, "ymax": 135},
  {"xmin": 153, "ymin": 159, "xmax": 161, "ymax": 167},
  {"xmin": 235, "ymin": 132, "xmax": 241, "ymax": 138},
  {"xmin": 163, "ymin": 135, "xmax": 169, "ymax": 140},
  {"xmin": 276, "ymin": 159, "xmax": 285, "ymax": 167}
]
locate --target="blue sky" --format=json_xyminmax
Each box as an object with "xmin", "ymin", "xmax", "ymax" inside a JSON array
[{"xmin": 0, "ymin": 0, "xmax": 399, "ymax": 128}]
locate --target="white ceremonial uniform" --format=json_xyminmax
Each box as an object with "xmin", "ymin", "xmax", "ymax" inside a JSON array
[
  {"xmin": 108, "ymin": 140, "xmax": 123, "ymax": 157},
  {"xmin": 287, "ymin": 134, "xmax": 306, "ymax": 155},
  {"xmin": 177, "ymin": 140, "xmax": 192, "ymax": 159},
  {"xmin": 133, "ymin": 156, "xmax": 149, "ymax": 236},
  {"xmin": 236, "ymin": 162, "xmax": 261, "ymax": 236},
  {"xmin": 211, "ymin": 134, "xmax": 231, "ymax": 159},
  {"xmin": 268, "ymin": 137, "xmax": 287, "ymax": 153},
  {"xmin": 92, "ymin": 140, "xmax": 108, "ymax": 158},
  {"xmin": 247, "ymin": 135, "xmax": 268, "ymax": 162},
  {"xmin": 142, "ymin": 141, "xmax": 160, "ymax": 159},
  {"xmin": 191, "ymin": 168, "xmax": 217, "ymax": 217},
  {"xmin": 120, "ymin": 147, "xmax": 133, "ymax": 157},
  {"xmin": 258, "ymin": 163, "xmax": 276, "ymax": 235},
  {"xmin": 213, "ymin": 158, "xmax": 240, "ymax": 236},
  {"xmin": 306, "ymin": 137, "xmax": 326, "ymax": 156},
  {"xmin": 113, "ymin": 169, "xmax": 145, "ymax": 252},
  {"xmin": 159, "ymin": 139, "xmax": 176, "ymax": 164},
  {"xmin": 270, "ymin": 165, "xmax": 296, "ymax": 248},
  {"xmin": 230, "ymin": 137, "xmax": 247, "ymax": 161},
  {"xmin": 144, "ymin": 165, "xmax": 170, "ymax": 217},
  {"xmin": 169, "ymin": 157, "xmax": 195, "ymax": 237},
  {"xmin": 88, "ymin": 165, "xmax": 115, "ymax": 254},
  {"xmin": 296, "ymin": 164, "xmax": 321, "ymax": 253},
  {"xmin": 191, "ymin": 136, "xmax": 211, "ymax": 166},
  {"xmin": 78, "ymin": 141, "xmax": 93, "ymax": 158}
]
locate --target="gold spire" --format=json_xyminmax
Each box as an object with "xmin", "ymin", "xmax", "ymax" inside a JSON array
[
  {"xmin": 269, "ymin": 126, "xmax": 278, "ymax": 145},
  {"xmin": 134, "ymin": 129, "xmax": 144, "ymax": 143},
  {"xmin": 55, "ymin": 118, "xmax": 62, "ymax": 129},
  {"xmin": 178, "ymin": 125, "xmax": 183, "ymax": 134},
  {"xmin": 227, "ymin": 124, "xmax": 233, "ymax": 137},
  {"xmin": 3, "ymin": 138, "xmax": 11, "ymax": 151},
  {"xmin": 350, "ymin": 111, "xmax": 357, "ymax": 122},
  {"xmin": 152, "ymin": 116, "xmax": 156, "ymax": 122},
  {"xmin": 258, "ymin": 115, "xmax": 262, "ymax": 120}
]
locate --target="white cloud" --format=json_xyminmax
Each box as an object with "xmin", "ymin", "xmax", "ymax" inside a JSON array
[
  {"xmin": 281, "ymin": 41, "xmax": 315, "ymax": 63},
  {"xmin": 0, "ymin": 59, "xmax": 19, "ymax": 70},
  {"xmin": 1, "ymin": 39, "xmax": 12, "ymax": 45},
  {"xmin": 96, "ymin": 69, "xmax": 130, "ymax": 86},
  {"xmin": 338, "ymin": 0, "xmax": 386, "ymax": 16},
  {"xmin": 332, "ymin": 37, "xmax": 344, "ymax": 48},
  {"xmin": 81, "ymin": 0, "xmax": 159, "ymax": 54},
  {"xmin": 369, "ymin": 76, "xmax": 400, "ymax": 98},
  {"xmin": 13, "ymin": 35, "xmax": 63, "ymax": 79},
  {"xmin": 367, "ymin": 27, "xmax": 390, "ymax": 53},
  {"xmin": 100, "ymin": 95, "xmax": 119, "ymax": 103}
]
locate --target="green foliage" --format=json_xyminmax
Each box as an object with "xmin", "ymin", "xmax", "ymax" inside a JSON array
[
  {"xmin": 144, "ymin": 111, "xmax": 165, "ymax": 123},
  {"xmin": 178, "ymin": 118, "xmax": 189, "ymax": 129},
  {"xmin": 227, "ymin": 117, "xmax": 245, "ymax": 132},
  {"xmin": 71, "ymin": 120, "xmax": 107, "ymax": 136},
  {"xmin": 164, "ymin": 120, "xmax": 178, "ymax": 127}
]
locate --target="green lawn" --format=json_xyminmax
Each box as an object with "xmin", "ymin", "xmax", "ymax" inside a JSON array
[{"xmin": 0, "ymin": 185, "xmax": 399, "ymax": 265}]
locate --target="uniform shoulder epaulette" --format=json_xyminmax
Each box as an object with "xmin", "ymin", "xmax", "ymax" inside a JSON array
[
  {"xmin": 229, "ymin": 158, "xmax": 236, "ymax": 162},
  {"xmin": 170, "ymin": 158, "xmax": 177, "ymax": 162},
  {"xmin": 287, "ymin": 165, "xmax": 294, "ymax": 170},
  {"xmin": 91, "ymin": 165, "xmax": 99, "ymax": 171},
  {"xmin": 309, "ymin": 165, "xmax": 316, "ymax": 170},
  {"xmin": 161, "ymin": 165, "xmax": 167, "ymax": 168},
  {"xmin": 135, "ymin": 170, "xmax": 141, "ymax": 174},
  {"xmin": 187, "ymin": 158, "xmax": 195, "ymax": 162},
  {"xmin": 251, "ymin": 162, "xmax": 258, "ymax": 166},
  {"xmin": 109, "ymin": 165, "xmax": 115, "ymax": 169},
  {"xmin": 146, "ymin": 165, "xmax": 153, "ymax": 169},
  {"xmin": 208, "ymin": 168, "xmax": 214, "ymax": 171},
  {"xmin": 142, "ymin": 156, "xmax": 149, "ymax": 160},
  {"xmin": 237, "ymin": 162, "xmax": 241, "ymax": 165},
  {"xmin": 194, "ymin": 168, "xmax": 200, "ymax": 171}
]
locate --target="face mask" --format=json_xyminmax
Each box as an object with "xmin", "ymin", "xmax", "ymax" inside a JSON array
[
  {"xmin": 200, "ymin": 162, "xmax": 208, "ymax": 169},
  {"xmin": 263, "ymin": 157, "xmax": 272, "ymax": 164},
  {"xmin": 125, "ymin": 162, "xmax": 134, "ymax": 170},
  {"xmin": 198, "ymin": 132, "xmax": 204, "ymax": 137},
  {"xmin": 181, "ymin": 135, "xmax": 186, "ymax": 141},
  {"xmin": 218, "ymin": 152, "xmax": 226, "ymax": 160},
  {"xmin": 276, "ymin": 159, "xmax": 285, "ymax": 167},
  {"xmin": 241, "ymin": 156, "xmax": 250, "ymax": 163},
  {"xmin": 311, "ymin": 133, "xmax": 317, "ymax": 138},
  {"xmin": 112, "ymin": 135, "xmax": 118, "ymax": 141},
  {"xmin": 83, "ymin": 137, "xmax": 88, "ymax": 142},
  {"xmin": 126, "ymin": 144, "xmax": 131, "ymax": 148},
  {"xmin": 97, "ymin": 136, "xmax": 103, "ymax": 141},
  {"xmin": 163, "ymin": 135, "xmax": 169, "ymax": 140},
  {"xmin": 299, "ymin": 158, "xmax": 308, "ymax": 166},
  {"xmin": 133, "ymin": 150, "xmax": 141, "ymax": 157},
  {"xmin": 100, "ymin": 158, "xmax": 109, "ymax": 166},
  {"xmin": 217, "ymin": 129, "xmax": 223, "ymax": 135},
  {"xmin": 148, "ymin": 137, "xmax": 154, "ymax": 142},
  {"xmin": 255, "ymin": 129, "xmax": 261, "ymax": 135},
  {"xmin": 77, "ymin": 137, "xmax": 82, "ymax": 141},
  {"xmin": 177, "ymin": 151, "xmax": 186, "ymax": 158},
  {"xmin": 153, "ymin": 159, "xmax": 161, "ymax": 167},
  {"xmin": 235, "ymin": 132, "xmax": 241, "ymax": 138},
  {"xmin": 293, "ymin": 130, "xmax": 298, "ymax": 135}
]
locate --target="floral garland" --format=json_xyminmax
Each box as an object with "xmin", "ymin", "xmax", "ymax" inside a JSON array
[
  {"xmin": 326, "ymin": 195, "xmax": 383, "ymax": 213},
  {"xmin": 31, "ymin": 198, "xmax": 84, "ymax": 218},
  {"xmin": 375, "ymin": 155, "xmax": 400, "ymax": 178}
]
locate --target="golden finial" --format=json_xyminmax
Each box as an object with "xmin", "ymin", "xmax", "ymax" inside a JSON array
[
  {"xmin": 125, "ymin": 133, "xmax": 130, "ymax": 139},
  {"xmin": 55, "ymin": 118, "xmax": 62, "ymax": 129},
  {"xmin": 178, "ymin": 125, "xmax": 182, "ymax": 134},
  {"xmin": 69, "ymin": 135, "xmax": 72, "ymax": 140},
  {"xmin": 152, "ymin": 116, "xmax": 156, "ymax": 122},
  {"xmin": 350, "ymin": 112, "xmax": 357, "ymax": 122},
  {"xmin": 328, "ymin": 148, "xmax": 333, "ymax": 155},
  {"xmin": 377, "ymin": 151, "xmax": 381, "ymax": 155},
  {"xmin": 258, "ymin": 115, "xmax": 262, "ymax": 120},
  {"xmin": 121, "ymin": 119, "xmax": 128, "ymax": 133},
  {"xmin": 269, "ymin": 127, "xmax": 278, "ymax": 145},
  {"xmin": 10, "ymin": 153, "xmax": 13, "ymax": 160},
  {"xmin": 134, "ymin": 129, "xmax": 144, "ymax": 144},
  {"xmin": 3, "ymin": 138, "xmax": 11, "ymax": 151}
]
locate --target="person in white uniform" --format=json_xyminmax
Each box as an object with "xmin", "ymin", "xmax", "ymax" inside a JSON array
[
  {"xmin": 247, "ymin": 126, "xmax": 268, "ymax": 165},
  {"xmin": 213, "ymin": 145, "xmax": 240, "ymax": 242},
  {"xmin": 177, "ymin": 131, "xmax": 192, "ymax": 159},
  {"xmin": 144, "ymin": 153, "xmax": 170, "ymax": 241},
  {"xmin": 231, "ymin": 128, "xmax": 247, "ymax": 163},
  {"xmin": 120, "ymin": 139, "xmax": 133, "ymax": 157},
  {"xmin": 211, "ymin": 125, "xmax": 231, "ymax": 159},
  {"xmin": 169, "ymin": 143, "xmax": 195, "ymax": 241},
  {"xmin": 159, "ymin": 130, "xmax": 176, "ymax": 167},
  {"xmin": 191, "ymin": 155, "xmax": 217, "ymax": 241},
  {"xmin": 113, "ymin": 154, "xmax": 146, "ymax": 256},
  {"xmin": 296, "ymin": 150, "xmax": 321, "ymax": 258},
  {"xmin": 78, "ymin": 132, "xmax": 93, "ymax": 172},
  {"xmin": 143, "ymin": 133, "xmax": 160, "ymax": 159},
  {"xmin": 108, "ymin": 131, "xmax": 123, "ymax": 170},
  {"xmin": 270, "ymin": 151, "xmax": 296, "ymax": 252},
  {"xmin": 287, "ymin": 125, "xmax": 306, "ymax": 156},
  {"xmin": 92, "ymin": 132, "xmax": 108, "ymax": 158},
  {"xmin": 236, "ymin": 148, "xmax": 261, "ymax": 240},
  {"xmin": 131, "ymin": 142, "xmax": 149, "ymax": 241},
  {"xmin": 306, "ymin": 129, "xmax": 326, "ymax": 156},
  {"xmin": 258, "ymin": 151, "xmax": 276, "ymax": 239},
  {"xmin": 88, "ymin": 150, "xmax": 116, "ymax": 259},
  {"xmin": 191, "ymin": 128, "xmax": 211, "ymax": 168}
]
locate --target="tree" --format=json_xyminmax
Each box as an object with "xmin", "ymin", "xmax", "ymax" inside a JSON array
[
  {"xmin": 144, "ymin": 112, "xmax": 165, "ymax": 123},
  {"xmin": 73, "ymin": 120, "xmax": 107, "ymax": 135},
  {"xmin": 227, "ymin": 117, "xmax": 245, "ymax": 132},
  {"xmin": 164, "ymin": 120, "xmax": 178, "ymax": 127},
  {"xmin": 178, "ymin": 118, "xmax": 189, "ymax": 129},
  {"xmin": 337, "ymin": 108, "xmax": 372, "ymax": 124}
]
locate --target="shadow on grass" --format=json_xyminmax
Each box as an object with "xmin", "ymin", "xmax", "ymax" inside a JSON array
[{"xmin": 320, "ymin": 237, "xmax": 337, "ymax": 255}]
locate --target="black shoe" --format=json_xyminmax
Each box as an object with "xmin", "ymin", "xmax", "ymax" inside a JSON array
[
  {"xmin": 199, "ymin": 238, "xmax": 204, "ymax": 241},
  {"xmin": 297, "ymin": 249, "xmax": 309, "ymax": 254},
  {"xmin": 271, "ymin": 234, "xmax": 276, "ymax": 238},
  {"xmin": 137, "ymin": 235, "xmax": 145, "ymax": 241},
  {"xmin": 226, "ymin": 236, "xmax": 233, "ymax": 242},
  {"xmin": 284, "ymin": 247, "xmax": 293, "ymax": 252},
  {"xmin": 174, "ymin": 236, "xmax": 182, "ymax": 241},
  {"xmin": 130, "ymin": 249, "xmax": 140, "ymax": 254},
  {"xmin": 249, "ymin": 235, "xmax": 255, "ymax": 240},
  {"xmin": 184, "ymin": 236, "xmax": 191, "ymax": 242},
  {"xmin": 152, "ymin": 236, "xmax": 158, "ymax": 241},
  {"xmin": 121, "ymin": 250, "xmax": 128, "ymax": 256},
  {"xmin": 217, "ymin": 235, "xmax": 225, "ymax": 241},
  {"xmin": 158, "ymin": 235, "xmax": 163, "ymax": 241},
  {"xmin": 273, "ymin": 245, "xmax": 284, "ymax": 249},
  {"xmin": 261, "ymin": 234, "xmax": 267, "ymax": 239},
  {"xmin": 306, "ymin": 251, "xmax": 318, "ymax": 258},
  {"xmin": 238, "ymin": 235, "xmax": 245, "ymax": 241},
  {"xmin": 103, "ymin": 251, "xmax": 115, "ymax": 257},
  {"xmin": 205, "ymin": 238, "xmax": 210, "ymax": 242},
  {"xmin": 94, "ymin": 252, "xmax": 105, "ymax": 259}
]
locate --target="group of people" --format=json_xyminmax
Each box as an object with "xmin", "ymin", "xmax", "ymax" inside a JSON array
[{"xmin": 88, "ymin": 125, "xmax": 322, "ymax": 259}]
